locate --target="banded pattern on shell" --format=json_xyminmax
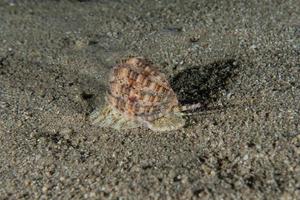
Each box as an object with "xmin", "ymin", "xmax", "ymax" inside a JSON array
[{"xmin": 90, "ymin": 57, "xmax": 200, "ymax": 132}]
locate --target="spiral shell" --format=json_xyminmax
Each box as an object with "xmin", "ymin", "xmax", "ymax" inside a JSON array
[{"xmin": 90, "ymin": 57, "xmax": 200, "ymax": 132}]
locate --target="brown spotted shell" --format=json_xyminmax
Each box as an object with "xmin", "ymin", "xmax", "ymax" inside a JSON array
[
  {"xmin": 107, "ymin": 57, "xmax": 180, "ymax": 121},
  {"xmin": 90, "ymin": 57, "xmax": 189, "ymax": 132}
]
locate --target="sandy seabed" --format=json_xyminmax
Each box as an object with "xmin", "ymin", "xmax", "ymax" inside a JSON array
[{"xmin": 0, "ymin": 0, "xmax": 299, "ymax": 199}]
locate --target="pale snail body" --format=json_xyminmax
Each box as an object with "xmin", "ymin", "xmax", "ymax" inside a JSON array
[{"xmin": 90, "ymin": 57, "xmax": 201, "ymax": 132}]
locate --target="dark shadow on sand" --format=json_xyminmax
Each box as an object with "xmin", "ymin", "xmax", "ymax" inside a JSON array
[{"xmin": 170, "ymin": 59, "xmax": 239, "ymax": 110}]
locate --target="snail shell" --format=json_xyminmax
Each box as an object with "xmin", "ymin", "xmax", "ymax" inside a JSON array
[{"xmin": 90, "ymin": 57, "xmax": 200, "ymax": 132}]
